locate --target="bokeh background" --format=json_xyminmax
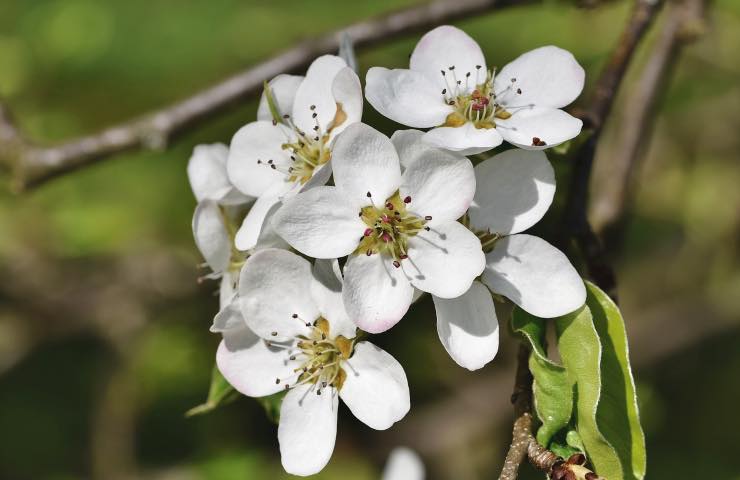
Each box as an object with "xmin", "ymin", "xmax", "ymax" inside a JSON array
[{"xmin": 1, "ymin": 0, "xmax": 739, "ymax": 479}]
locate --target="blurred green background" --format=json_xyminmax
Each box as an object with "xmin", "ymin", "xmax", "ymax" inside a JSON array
[{"xmin": 1, "ymin": 0, "xmax": 739, "ymax": 479}]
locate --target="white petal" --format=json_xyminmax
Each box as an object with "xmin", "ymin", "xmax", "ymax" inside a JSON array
[
  {"xmin": 469, "ymin": 149, "xmax": 555, "ymax": 235},
  {"xmin": 342, "ymin": 253, "xmax": 413, "ymax": 333},
  {"xmin": 423, "ymin": 123, "xmax": 503, "ymax": 156},
  {"xmin": 391, "ymin": 129, "xmax": 427, "ymax": 171},
  {"xmin": 400, "ymin": 149, "xmax": 475, "ymax": 225},
  {"xmin": 239, "ymin": 249, "xmax": 318, "ymax": 341},
  {"xmin": 212, "ymin": 301, "xmax": 243, "ymax": 333},
  {"xmin": 339, "ymin": 341, "xmax": 410, "ymax": 430},
  {"xmin": 212, "ymin": 275, "xmax": 243, "ymax": 333},
  {"xmin": 227, "ymin": 121, "xmax": 296, "ymax": 197},
  {"xmin": 187, "ymin": 143, "xmax": 249, "ymax": 205},
  {"xmin": 328, "ymin": 67, "xmax": 363, "ymax": 139},
  {"xmin": 234, "ymin": 186, "xmax": 284, "ymax": 251},
  {"xmin": 311, "ymin": 259, "xmax": 357, "ymax": 339},
  {"xmin": 192, "ymin": 200, "xmax": 230, "ymax": 273},
  {"xmin": 405, "ymin": 221, "xmax": 485, "ymax": 298},
  {"xmin": 409, "ymin": 25, "xmax": 486, "ymax": 92},
  {"xmin": 365, "ymin": 67, "xmax": 452, "ymax": 128},
  {"xmin": 219, "ymin": 270, "xmax": 237, "ymax": 309},
  {"xmin": 495, "ymin": 45, "xmax": 585, "ymax": 110},
  {"xmin": 299, "ymin": 160, "xmax": 332, "ymax": 193},
  {"xmin": 382, "ymin": 447, "xmax": 425, "ymax": 480},
  {"xmin": 272, "ymin": 186, "xmax": 366, "ymax": 259},
  {"xmin": 217, "ymin": 325, "xmax": 299, "ymax": 397},
  {"xmin": 279, "ymin": 383, "xmax": 338, "ymax": 477},
  {"xmin": 481, "ymin": 234, "xmax": 586, "ymax": 318},
  {"xmin": 257, "ymin": 74, "xmax": 304, "ymax": 122},
  {"xmin": 433, "ymin": 281, "xmax": 499, "ymax": 371},
  {"xmin": 497, "ymin": 107, "xmax": 583, "ymax": 150},
  {"xmin": 292, "ymin": 55, "xmax": 347, "ymax": 134},
  {"xmin": 331, "ymin": 123, "xmax": 402, "ymax": 206}
]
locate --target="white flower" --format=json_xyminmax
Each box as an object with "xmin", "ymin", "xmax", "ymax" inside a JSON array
[
  {"xmin": 226, "ymin": 55, "xmax": 363, "ymax": 251},
  {"xmin": 187, "ymin": 143, "xmax": 252, "ymax": 205},
  {"xmin": 272, "ymin": 123, "xmax": 485, "ymax": 333},
  {"xmin": 365, "ymin": 25, "xmax": 584, "ymax": 155},
  {"xmin": 393, "ymin": 133, "xmax": 584, "ymax": 370},
  {"xmin": 217, "ymin": 249, "xmax": 410, "ymax": 476},
  {"xmin": 382, "ymin": 447, "xmax": 425, "ymax": 480},
  {"xmin": 191, "ymin": 199, "xmax": 285, "ymax": 332},
  {"xmin": 469, "ymin": 148, "xmax": 586, "ymax": 318}
]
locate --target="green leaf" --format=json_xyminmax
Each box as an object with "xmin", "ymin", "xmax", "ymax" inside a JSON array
[
  {"xmin": 512, "ymin": 309, "xmax": 573, "ymax": 446},
  {"xmin": 566, "ymin": 429, "xmax": 585, "ymax": 452},
  {"xmin": 587, "ymin": 281, "xmax": 647, "ymax": 480},
  {"xmin": 556, "ymin": 305, "xmax": 623, "ymax": 479},
  {"xmin": 550, "ymin": 440, "xmax": 581, "ymax": 460},
  {"xmin": 186, "ymin": 364, "xmax": 240, "ymax": 417}
]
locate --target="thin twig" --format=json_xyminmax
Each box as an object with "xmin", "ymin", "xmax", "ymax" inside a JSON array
[
  {"xmin": 0, "ymin": 0, "xmax": 530, "ymax": 192},
  {"xmin": 561, "ymin": 0, "xmax": 664, "ymax": 299},
  {"xmin": 498, "ymin": 344, "xmax": 536, "ymax": 480},
  {"xmin": 590, "ymin": 0, "xmax": 707, "ymax": 243}
]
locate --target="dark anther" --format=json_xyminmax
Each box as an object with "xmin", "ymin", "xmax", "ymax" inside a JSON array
[
  {"xmin": 532, "ymin": 137, "xmax": 547, "ymax": 147},
  {"xmin": 386, "ymin": 202, "xmax": 394, "ymax": 210},
  {"xmin": 272, "ymin": 119, "xmax": 277, "ymax": 126},
  {"xmin": 275, "ymin": 378, "xmax": 280, "ymax": 384},
  {"xmin": 366, "ymin": 250, "xmax": 372, "ymax": 256},
  {"xmin": 475, "ymin": 65, "xmax": 482, "ymax": 69},
  {"xmin": 442, "ymin": 89, "xmax": 446, "ymax": 95},
  {"xmin": 310, "ymin": 104, "xmax": 316, "ymax": 110},
  {"xmin": 424, "ymin": 215, "xmax": 433, "ymax": 220},
  {"xmin": 517, "ymin": 88, "xmax": 522, "ymax": 94},
  {"xmin": 312, "ymin": 112, "xmax": 317, "ymax": 118},
  {"xmin": 448, "ymin": 65, "xmax": 455, "ymax": 70},
  {"xmin": 424, "ymin": 226, "xmax": 430, "ymax": 231},
  {"xmin": 403, "ymin": 196, "xmax": 411, "ymax": 203},
  {"xmin": 270, "ymin": 164, "xmax": 276, "ymax": 170},
  {"xmin": 392, "ymin": 260, "xmax": 401, "ymax": 268},
  {"xmin": 440, "ymin": 70, "xmax": 445, "ymax": 76},
  {"xmin": 511, "ymin": 77, "xmax": 517, "ymax": 82},
  {"xmin": 271, "ymin": 331, "xmax": 277, "ymax": 336},
  {"xmin": 313, "ymin": 125, "xmax": 319, "ymax": 131},
  {"xmin": 466, "ymin": 72, "xmax": 471, "ymax": 77},
  {"xmin": 366, "ymin": 191, "xmax": 372, "ymax": 197},
  {"xmin": 283, "ymin": 114, "xmax": 290, "ymax": 118},
  {"xmin": 292, "ymin": 313, "xmax": 298, "ymax": 318}
]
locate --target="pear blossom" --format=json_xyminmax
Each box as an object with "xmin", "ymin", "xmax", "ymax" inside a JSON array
[
  {"xmin": 382, "ymin": 447, "xmax": 425, "ymax": 480},
  {"xmin": 226, "ymin": 55, "xmax": 363, "ymax": 251},
  {"xmin": 431, "ymin": 148, "xmax": 585, "ymax": 369},
  {"xmin": 468, "ymin": 148, "xmax": 586, "ymax": 318},
  {"xmin": 365, "ymin": 25, "xmax": 584, "ymax": 155},
  {"xmin": 272, "ymin": 123, "xmax": 485, "ymax": 334},
  {"xmin": 390, "ymin": 131, "xmax": 583, "ymax": 370},
  {"xmin": 192, "ymin": 199, "xmax": 285, "ymax": 332},
  {"xmin": 217, "ymin": 249, "xmax": 410, "ymax": 476},
  {"xmin": 187, "ymin": 143, "xmax": 251, "ymax": 205}
]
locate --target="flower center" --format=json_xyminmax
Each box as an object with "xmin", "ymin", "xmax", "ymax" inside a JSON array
[
  {"xmin": 437, "ymin": 65, "xmax": 528, "ymax": 131},
  {"xmin": 461, "ymin": 213, "xmax": 500, "ymax": 253},
  {"xmin": 261, "ymin": 82, "xmax": 350, "ymax": 185},
  {"xmin": 355, "ymin": 192, "xmax": 431, "ymax": 266},
  {"xmin": 271, "ymin": 317, "xmax": 353, "ymax": 394}
]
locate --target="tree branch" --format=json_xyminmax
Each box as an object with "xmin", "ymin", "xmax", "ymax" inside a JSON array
[
  {"xmin": 562, "ymin": 0, "xmax": 664, "ymax": 298},
  {"xmin": 0, "ymin": 0, "xmax": 530, "ymax": 192},
  {"xmin": 590, "ymin": 0, "xmax": 707, "ymax": 243}
]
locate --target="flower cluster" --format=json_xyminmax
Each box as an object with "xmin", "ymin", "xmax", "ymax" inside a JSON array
[{"xmin": 188, "ymin": 26, "xmax": 587, "ymax": 476}]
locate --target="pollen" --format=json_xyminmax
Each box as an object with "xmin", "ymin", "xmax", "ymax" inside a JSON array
[{"xmin": 355, "ymin": 192, "xmax": 428, "ymax": 261}]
